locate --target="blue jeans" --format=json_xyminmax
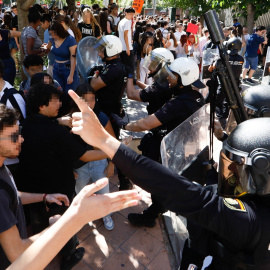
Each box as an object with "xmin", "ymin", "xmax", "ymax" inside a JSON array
[
  {"xmin": 53, "ymin": 61, "xmax": 80, "ymax": 94},
  {"xmin": 2, "ymin": 57, "xmax": 16, "ymax": 85},
  {"xmin": 74, "ymin": 159, "xmax": 109, "ymax": 194}
]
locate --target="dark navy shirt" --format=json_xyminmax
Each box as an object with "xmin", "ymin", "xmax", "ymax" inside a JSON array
[{"xmin": 245, "ymin": 34, "xmax": 264, "ymax": 58}]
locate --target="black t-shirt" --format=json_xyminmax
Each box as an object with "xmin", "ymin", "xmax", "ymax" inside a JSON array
[
  {"xmin": 11, "ymin": 15, "xmax": 18, "ymax": 30},
  {"xmin": 98, "ymin": 58, "xmax": 126, "ymax": 116},
  {"xmin": 139, "ymin": 81, "xmax": 172, "ymax": 115},
  {"xmin": 0, "ymin": 166, "xmax": 27, "ymax": 270},
  {"xmin": 17, "ymin": 114, "xmax": 87, "ymax": 200},
  {"xmin": 78, "ymin": 22, "xmax": 100, "ymax": 38},
  {"xmin": 0, "ymin": 30, "xmax": 11, "ymax": 59},
  {"xmin": 155, "ymin": 86, "xmax": 205, "ymax": 132}
]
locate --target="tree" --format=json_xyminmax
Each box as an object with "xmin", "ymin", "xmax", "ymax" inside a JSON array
[{"xmin": 211, "ymin": 0, "xmax": 270, "ymax": 33}]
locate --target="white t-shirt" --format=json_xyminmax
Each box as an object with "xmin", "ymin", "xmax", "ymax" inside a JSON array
[
  {"xmin": 67, "ymin": 28, "xmax": 75, "ymax": 38},
  {"xmin": 0, "ymin": 81, "xmax": 26, "ymax": 166},
  {"xmin": 118, "ymin": 18, "xmax": 133, "ymax": 51},
  {"xmin": 167, "ymin": 39, "xmax": 177, "ymax": 51},
  {"xmin": 174, "ymin": 31, "xmax": 186, "ymax": 42}
]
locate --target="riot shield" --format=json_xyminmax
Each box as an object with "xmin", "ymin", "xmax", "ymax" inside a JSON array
[
  {"xmin": 160, "ymin": 104, "xmax": 216, "ymax": 185},
  {"xmin": 201, "ymin": 48, "xmax": 219, "ymax": 80},
  {"xmin": 77, "ymin": 36, "xmax": 102, "ymax": 82},
  {"xmin": 262, "ymin": 46, "xmax": 270, "ymax": 85}
]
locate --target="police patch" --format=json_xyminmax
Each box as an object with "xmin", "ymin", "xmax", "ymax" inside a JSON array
[{"xmin": 223, "ymin": 198, "xmax": 247, "ymax": 212}]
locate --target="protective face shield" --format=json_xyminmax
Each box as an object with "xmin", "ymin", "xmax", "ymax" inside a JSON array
[
  {"xmin": 153, "ymin": 63, "xmax": 176, "ymax": 87},
  {"xmin": 143, "ymin": 51, "xmax": 166, "ymax": 72},
  {"xmin": 219, "ymin": 118, "xmax": 270, "ymax": 197},
  {"xmin": 77, "ymin": 36, "xmax": 101, "ymax": 82},
  {"xmin": 93, "ymin": 35, "xmax": 123, "ymax": 58}
]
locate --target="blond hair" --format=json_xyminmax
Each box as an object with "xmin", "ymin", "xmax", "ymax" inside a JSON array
[{"xmin": 83, "ymin": 8, "xmax": 101, "ymax": 37}]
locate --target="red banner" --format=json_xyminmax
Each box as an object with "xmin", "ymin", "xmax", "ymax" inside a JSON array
[
  {"xmin": 132, "ymin": 0, "xmax": 144, "ymax": 14},
  {"xmin": 186, "ymin": 23, "xmax": 199, "ymax": 34}
]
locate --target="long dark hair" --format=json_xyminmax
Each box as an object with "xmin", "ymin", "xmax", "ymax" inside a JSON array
[
  {"xmin": 155, "ymin": 29, "xmax": 163, "ymax": 43},
  {"xmin": 169, "ymin": 30, "xmax": 177, "ymax": 47},
  {"xmin": 140, "ymin": 33, "xmax": 153, "ymax": 54},
  {"xmin": 180, "ymin": 34, "xmax": 187, "ymax": 47},
  {"xmin": 70, "ymin": 84, "xmax": 100, "ymax": 115},
  {"xmin": 99, "ymin": 11, "xmax": 108, "ymax": 34},
  {"xmin": 54, "ymin": 14, "xmax": 82, "ymax": 43},
  {"xmin": 49, "ymin": 21, "xmax": 69, "ymax": 39}
]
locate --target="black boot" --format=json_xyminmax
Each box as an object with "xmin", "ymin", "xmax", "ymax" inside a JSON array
[
  {"xmin": 128, "ymin": 208, "xmax": 157, "ymax": 228},
  {"xmin": 60, "ymin": 247, "xmax": 85, "ymax": 270}
]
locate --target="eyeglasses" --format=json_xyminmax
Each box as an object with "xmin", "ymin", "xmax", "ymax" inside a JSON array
[{"xmin": 0, "ymin": 126, "xmax": 22, "ymax": 143}]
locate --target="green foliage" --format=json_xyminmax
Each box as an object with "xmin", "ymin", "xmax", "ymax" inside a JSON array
[{"xmin": 211, "ymin": 0, "xmax": 270, "ymax": 20}]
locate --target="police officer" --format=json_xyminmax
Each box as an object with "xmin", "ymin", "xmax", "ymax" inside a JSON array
[
  {"xmin": 127, "ymin": 48, "xmax": 175, "ymax": 115},
  {"xmin": 70, "ymin": 91, "xmax": 270, "ymax": 270},
  {"xmin": 113, "ymin": 57, "xmax": 205, "ymax": 227},
  {"xmin": 208, "ymin": 37, "xmax": 244, "ymax": 128},
  {"xmin": 215, "ymin": 84, "xmax": 270, "ymax": 141},
  {"xmin": 127, "ymin": 48, "xmax": 174, "ymax": 161},
  {"xmin": 90, "ymin": 35, "xmax": 132, "ymax": 190}
]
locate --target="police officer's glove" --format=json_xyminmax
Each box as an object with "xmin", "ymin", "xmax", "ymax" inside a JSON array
[
  {"xmin": 88, "ymin": 65, "xmax": 104, "ymax": 77},
  {"xmin": 111, "ymin": 113, "xmax": 128, "ymax": 130}
]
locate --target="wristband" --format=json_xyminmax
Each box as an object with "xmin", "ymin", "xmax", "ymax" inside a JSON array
[
  {"xmin": 133, "ymin": 78, "xmax": 137, "ymax": 85},
  {"xmin": 43, "ymin": 193, "xmax": 49, "ymax": 212}
]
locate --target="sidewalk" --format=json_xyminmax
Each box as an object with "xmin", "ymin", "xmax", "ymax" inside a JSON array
[{"xmin": 47, "ymin": 175, "xmax": 172, "ymax": 270}]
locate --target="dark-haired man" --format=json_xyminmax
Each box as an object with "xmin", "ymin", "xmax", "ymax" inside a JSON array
[
  {"xmin": 118, "ymin": 7, "xmax": 135, "ymax": 75},
  {"xmin": 39, "ymin": 13, "xmax": 52, "ymax": 43},
  {"xmin": 17, "ymin": 84, "xmax": 107, "ymax": 235},
  {"xmin": 242, "ymin": 25, "xmax": 268, "ymax": 84},
  {"xmin": 0, "ymin": 104, "xmax": 72, "ymax": 270}
]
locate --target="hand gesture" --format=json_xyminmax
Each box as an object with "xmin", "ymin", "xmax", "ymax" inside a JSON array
[
  {"xmin": 57, "ymin": 116, "xmax": 72, "ymax": 128},
  {"xmin": 46, "ymin": 194, "xmax": 70, "ymax": 206},
  {"xmin": 68, "ymin": 178, "xmax": 140, "ymax": 225},
  {"xmin": 68, "ymin": 90, "xmax": 108, "ymax": 148}
]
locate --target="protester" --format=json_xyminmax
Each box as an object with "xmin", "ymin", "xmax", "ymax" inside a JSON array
[
  {"xmin": 242, "ymin": 26, "xmax": 267, "ymax": 84},
  {"xmin": 118, "ymin": 7, "xmax": 135, "ymax": 76},
  {"xmin": 46, "ymin": 21, "xmax": 79, "ymax": 92},
  {"xmin": 78, "ymin": 8, "xmax": 101, "ymax": 38},
  {"xmin": 0, "ymin": 29, "xmax": 20, "ymax": 85}
]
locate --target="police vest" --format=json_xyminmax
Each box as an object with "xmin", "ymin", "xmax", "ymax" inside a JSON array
[{"xmin": 208, "ymin": 206, "xmax": 270, "ymax": 270}]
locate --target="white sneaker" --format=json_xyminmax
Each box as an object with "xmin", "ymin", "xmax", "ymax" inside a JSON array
[{"xmin": 103, "ymin": 215, "xmax": 114, "ymax": 231}]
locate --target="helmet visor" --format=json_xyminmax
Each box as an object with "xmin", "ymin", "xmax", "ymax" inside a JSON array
[
  {"xmin": 153, "ymin": 64, "xmax": 176, "ymax": 87},
  {"xmin": 143, "ymin": 51, "xmax": 164, "ymax": 72},
  {"xmin": 93, "ymin": 36, "xmax": 108, "ymax": 52},
  {"xmin": 218, "ymin": 151, "xmax": 254, "ymax": 197}
]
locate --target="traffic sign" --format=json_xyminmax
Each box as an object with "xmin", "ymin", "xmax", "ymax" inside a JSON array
[
  {"xmin": 76, "ymin": 1, "xmax": 81, "ymax": 7},
  {"xmin": 0, "ymin": 1, "xmax": 3, "ymax": 5}
]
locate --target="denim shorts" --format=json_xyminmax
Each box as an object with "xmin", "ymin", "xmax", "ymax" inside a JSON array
[{"xmin": 244, "ymin": 56, "xmax": 258, "ymax": 70}]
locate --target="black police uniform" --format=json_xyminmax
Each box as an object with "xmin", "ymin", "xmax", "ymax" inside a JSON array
[
  {"xmin": 113, "ymin": 144, "xmax": 270, "ymax": 270},
  {"xmin": 97, "ymin": 58, "xmax": 126, "ymax": 124},
  {"xmin": 96, "ymin": 57, "xmax": 132, "ymax": 189},
  {"xmin": 140, "ymin": 85, "xmax": 205, "ymax": 221},
  {"xmin": 215, "ymin": 53, "xmax": 244, "ymax": 126},
  {"xmin": 137, "ymin": 81, "xmax": 172, "ymax": 162}
]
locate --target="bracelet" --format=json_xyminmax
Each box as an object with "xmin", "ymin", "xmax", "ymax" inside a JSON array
[
  {"xmin": 43, "ymin": 193, "xmax": 47, "ymax": 202},
  {"xmin": 43, "ymin": 193, "xmax": 49, "ymax": 212}
]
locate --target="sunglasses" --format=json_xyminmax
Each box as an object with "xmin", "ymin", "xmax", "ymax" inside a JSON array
[{"xmin": 0, "ymin": 126, "xmax": 22, "ymax": 143}]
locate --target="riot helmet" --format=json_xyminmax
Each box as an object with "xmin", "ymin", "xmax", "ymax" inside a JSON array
[
  {"xmin": 154, "ymin": 58, "xmax": 205, "ymax": 88},
  {"xmin": 242, "ymin": 85, "xmax": 270, "ymax": 117},
  {"xmin": 226, "ymin": 37, "xmax": 242, "ymax": 55},
  {"xmin": 226, "ymin": 85, "xmax": 270, "ymax": 134},
  {"xmin": 93, "ymin": 35, "xmax": 122, "ymax": 60},
  {"xmin": 143, "ymin": 48, "xmax": 174, "ymax": 73},
  {"xmin": 219, "ymin": 118, "xmax": 270, "ymax": 197}
]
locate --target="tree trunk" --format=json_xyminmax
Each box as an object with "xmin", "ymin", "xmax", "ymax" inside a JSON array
[
  {"xmin": 66, "ymin": 0, "xmax": 76, "ymax": 10},
  {"xmin": 247, "ymin": 3, "xmax": 255, "ymax": 34},
  {"xmin": 17, "ymin": 0, "xmax": 35, "ymax": 80},
  {"xmin": 200, "ymin": 15, "xmax": 204, "ymax": 27}
]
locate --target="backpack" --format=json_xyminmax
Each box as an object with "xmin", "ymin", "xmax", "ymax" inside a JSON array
[{"xmin": 1, "ymin": 87, "xmax": 25, "ymax": 124}]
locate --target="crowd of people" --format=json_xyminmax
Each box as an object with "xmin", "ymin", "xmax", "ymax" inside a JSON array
[{"xmin": 0, "ymin": 1, "xmax": 270, "ymax": 270}]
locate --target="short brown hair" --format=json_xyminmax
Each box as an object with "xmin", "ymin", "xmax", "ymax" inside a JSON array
[{"xmin": 0, "ymin": 104, "xmax": 19, "ymax": 133}]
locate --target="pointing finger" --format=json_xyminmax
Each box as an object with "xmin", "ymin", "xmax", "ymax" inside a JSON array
[{"xmin": 68, "ymin": 90, "xmax": 90, "ymax": 113}]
